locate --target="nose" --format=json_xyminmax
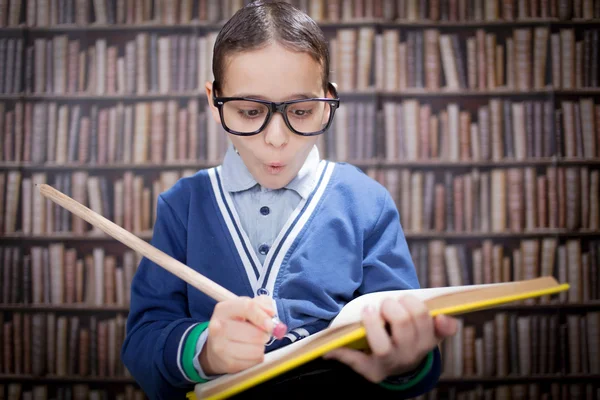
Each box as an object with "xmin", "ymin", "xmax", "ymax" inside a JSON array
[{"xmin": 263, "ymin": 112, "xmax": 289, "ymax": 148}]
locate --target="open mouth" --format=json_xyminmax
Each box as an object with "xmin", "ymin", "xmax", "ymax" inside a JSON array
[{"xmin": 265, "ymin": 163, "xmax": 285, "ymax": 174}]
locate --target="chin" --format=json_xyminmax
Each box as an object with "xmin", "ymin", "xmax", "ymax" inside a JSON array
[{"xmin": 257, "ymin": 174, "xmax": 292, "ymax": 190}]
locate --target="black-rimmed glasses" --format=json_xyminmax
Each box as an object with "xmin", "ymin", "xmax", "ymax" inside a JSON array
[{"xmin": 212, "ymin": 81, "xmax": 340, "ymax": 136}]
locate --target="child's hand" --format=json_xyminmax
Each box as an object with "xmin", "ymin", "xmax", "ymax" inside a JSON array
[
  {"xmin": 323, "ymin": 295, "xmax": 458, "ymax": 383},
  {"xmin": 199, "ymin": 295, "xmax": 275, "ymax": 375}
]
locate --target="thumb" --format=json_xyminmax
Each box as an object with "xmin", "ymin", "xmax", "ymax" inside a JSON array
[
  {"xmin": 208, "ymin": 317, "xmax": 223, "ymax": 336},
  {"xmin": 434, "ymin": 314, "xmax": 458, "ymax": 340}
]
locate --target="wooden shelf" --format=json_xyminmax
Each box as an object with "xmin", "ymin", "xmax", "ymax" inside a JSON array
[
  {"xmin": 381, "ymin": 88, "xmax": 552, "ymax": 97},
  {"xmin": 384, "ymin": 18, "xmax": 600, "ymax": 28},
  {"xmin": 381, "ymin": 88, "xmax": 600, "ymax": 97},
  {"xmin": 0, "ymin": 304, "xmax": 129, "ymax": 312},
  {"xmin": 404, "ymin": 229, "xmax": 600, "ymax": 239},
  {"xmin": 0, "ymin": 232, "xmax": 153, "ymax": 241},
  {"xmin": 3, "ymin": 157, "xmax": 600, "ymax": 171},
  {"xmin": 373, "ymin": 158, "xmax": 565, "ymax": 168},
  {"xmin": 1, "ymin": 88, "xmax": 599, "ymax": 102},
  {"xmin": 3, "ymin": 229, "xmax": 599, "ymax": 242},
  {"xmin": 438, "ymin": 373, "xmax": 600, "ymax": 384},
  {"xmin": 0, "ymin": 372, "xmax": 598, "ymax": 384},
  {"xmin": 0, "ymin": 374, "xmax": 135, "ymax": 383},
  {"xmin": 0, "ymin": 161, "xmax": 217, "ymax": 171},
  {"xmin": 0, "ymin": 301, "xmax": 598, "ymax": 313},
  {"xmin": 30, "ymin": 21, "xmax": 225, "ymax": 32},
  {"xmin": 2, "ymin": 92, "xmax": 203, "ymax": 101},
  {"xmin": 0, "ymin": 94, "xmax": 26, "ymax": 100},
  {"xmin": 0, "ymin": 26, "xmax": 26, "ymax": 33},
  {"xmin": 1, "ymin": 18, "xmax": 597, "ymax": 34}
]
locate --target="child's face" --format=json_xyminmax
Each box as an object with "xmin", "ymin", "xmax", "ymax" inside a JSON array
[{"xmin": 206, "ymin": 42, "xmax": 329, "ymax": 190}]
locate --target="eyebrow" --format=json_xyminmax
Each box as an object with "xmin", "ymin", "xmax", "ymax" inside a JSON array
[{"xmin": 230, "ymin": 92, "xmax": 322, "ymax": 101}]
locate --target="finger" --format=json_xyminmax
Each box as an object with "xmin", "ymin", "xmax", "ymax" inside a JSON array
[
  {"xmin": 324, "ymin": 348, "xmax": 384, "ymax": 383},
  {"xmin": 254, "ymin": 294, "xmax": 275, "ymax": 314},
  {"xmin": 434, "ymin": 314, "xmax": 458, "ymax": 340},
  {"xmin": 379, "ymin": 297, "xmax": 412, "ymax": 347},
  {"xmin": 399, "ymin": 295, "xmax": 434, "ymax": 346},
  {"xmin": 222, "ymin": 319, "xmax": 271, "ymax": 345},
  {"xmin": 362, "ymin": 305, "xmax": 392, "ymax": 357},
  {"xmin": 213, "ymin": 297, "xmax": 274, "ymax": 333}
]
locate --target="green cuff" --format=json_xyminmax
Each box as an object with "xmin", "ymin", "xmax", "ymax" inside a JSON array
[
  {"xmin": 181, "ymin": 322, "xmax": 210, "ymax": 383},
  {"xmin": 378, "ymin": 350, "xmax": 434, "ymax": 391}
]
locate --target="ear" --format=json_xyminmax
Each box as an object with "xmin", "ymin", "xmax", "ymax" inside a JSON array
[
  {"xmin": 327, "ymin": 82, "xmax": 338, "ymax": 98},
  {"xmin": 205, "ymin": 81, "xmax": 222, "ymax": 125}
]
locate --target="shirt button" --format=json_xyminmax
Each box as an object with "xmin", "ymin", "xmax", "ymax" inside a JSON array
[
  {"xmin": 257, "ymin": 288, "xmax": 269, "ymax": 296},
  {"xmin": 260, "ymin": 206, "xmax": 270, "ymax": 216},
  {"xmin": 258, "ymin": 244, "xmax": 270, "ymax": 255}
]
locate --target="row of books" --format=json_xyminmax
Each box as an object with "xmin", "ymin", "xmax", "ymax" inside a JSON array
[
  {"xmin": 413, "ymin": 383, "xmax": 600, "ymax": 400},
  {"xmin": 2, "ymin": 170, "xmax": 189, "ymax": 235},
  {"xmin": 408, "ymin": 238, "xmax": 598, "ymax": 303},
  {"xmin": 1, "ymin": 0, "xmax": 598, "ymax": 27},
  {"xmin": 13, "ymin": 32, "xmax": 218, "ymax": 95},
  {"xmin": 375, "ymin": 98, "xmax": 597, "ymax": 161},
  {"xmin": 372, "ymin": 166, "xmax": 599, "ymax": 233},
  {"xmin": 439, "ymin": 312, "xmax": 600, "ymax": 378},
  {"xmin": 409, "ymin": 237, "xmax": 600, "ymax": 300},
  {"xmin": 2, "ymin": 166, "xmax": 599, "ymax": 236},
  {"xmin": 2, "ymin": 165, "xmax": 599, "ymax": 235},
  {"xmin": 0, "ymin": 237, "xmax": 597, "ymax": 306},
  {"xmin": 0, "ymin": 100, "xmax": 230, "ymax": 165},
  {"xmin": 338, "ymin": 27, "xmax": 599, "ymax": 92},
  {"xmin": 0, "ymin": 246, "xmax": 139, "ymax": 306},
  {"xmin": 1, "ymin": 97, "xmax": 599, "ymax": 165},
  {"xmin": 2, "ymin": 26, "xmax": 597, "ymax": 97},
  {"xmin": 380, "ymin": 166, "xmax": 600, "ymax": 233},
  {"xmin": 0, "ymin": 312, "xmax": 128, "ymax": 378},
  {"xmin": 0, "ymin": 384, "xmax": 144, "ymax": 400}
]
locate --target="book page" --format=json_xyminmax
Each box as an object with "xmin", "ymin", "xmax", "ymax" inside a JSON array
[
  {"xmin": 328, "ymin": 282, "xmax": 507, "ymax": 329},
  {"xmin": 263, "ymin": 282, "xmax": 505, "ymax": 362}
]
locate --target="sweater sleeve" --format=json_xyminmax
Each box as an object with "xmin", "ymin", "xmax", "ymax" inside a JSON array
[
  {"xmin": 121, "ymin": 194, "xmax": 208, "ymax": 400},
  {"xmin": 360, "ymin": 189, "xmax": 443, "ymax": 397}
]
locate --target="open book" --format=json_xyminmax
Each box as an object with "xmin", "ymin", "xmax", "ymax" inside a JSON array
[{"xmin": 188, "ymin": 276, "xmax": 569, "ymax": 400}]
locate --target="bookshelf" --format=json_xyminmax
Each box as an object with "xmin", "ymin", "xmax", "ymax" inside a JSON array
[{"xmin": 0, "ymin": 0, "xmax": 599, "ymax": 399}]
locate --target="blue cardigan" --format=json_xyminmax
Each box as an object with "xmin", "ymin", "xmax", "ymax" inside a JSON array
[{"xmin": 121, "ymin": 161, "xmax": 442, "ymax": 399}]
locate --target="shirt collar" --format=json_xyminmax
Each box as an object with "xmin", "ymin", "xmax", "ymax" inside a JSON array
[{"xmin": 220, "ymin": 144, "xmax": 321, "ymax": 200}]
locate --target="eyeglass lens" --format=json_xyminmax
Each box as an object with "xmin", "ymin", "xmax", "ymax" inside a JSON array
[{"xmin": 221, "ymin": 100, "xmax": 333, "ymax": 134}]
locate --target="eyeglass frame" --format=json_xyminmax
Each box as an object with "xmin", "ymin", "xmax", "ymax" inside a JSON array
[{"xmin": 211, "ymin": 81, "xmax": 341, "ymax": 137}]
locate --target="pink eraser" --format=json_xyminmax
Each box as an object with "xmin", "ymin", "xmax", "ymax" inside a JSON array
[{"xmin": 272, "ymin": 322, "xmax": 288, "ymax": 339}]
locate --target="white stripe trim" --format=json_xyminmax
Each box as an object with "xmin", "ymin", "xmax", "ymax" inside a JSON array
[
  {"xmin": 220, "ymin": 180, "xmax": 264, "ymax": 273},
  {"xmin": 292, "ymin": 328, "xmax": 310, "ymax": 338},
  {"xmin": 259, "ymin": 197, "xmax": 308, "ymax": 285},
  {"xmin": 258, "ymin": 160, "xmax": 325, "ymax": 288},
  {"xmin": 176, "ymin": 323, "xmax": 199, "ymax": 383},
  {"xmin": 208, "ymin": 167, "xmax": 259, "ymax": 292},
  {"xmin": 262, "ymin": 162, "xmax": 335, "ymax": 295},
  {"xmin": 284, "ymin": 333, "xmax": 298, "ymax": 343}
]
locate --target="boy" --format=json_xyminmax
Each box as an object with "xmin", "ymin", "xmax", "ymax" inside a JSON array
[{"xmin": 121, "ymin": 2, "xmax": 458, "ymax": 399}]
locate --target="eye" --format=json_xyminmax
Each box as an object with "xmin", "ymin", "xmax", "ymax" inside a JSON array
[
  {"xmin": 238, "ymin": 108, "xmax": 264, "ymax": 118},
  {"xmin": 288, "ymin": 108, "xmax": 313, "ymax": 117},
  {"xmin": 243, "ymin": 109, "xmax": 260, "ymax": 117}
]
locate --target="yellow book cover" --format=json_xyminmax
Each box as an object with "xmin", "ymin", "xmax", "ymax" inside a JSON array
[{"xmin": 188, "ymin": 276, "xmax": 569, "ymax": 400}]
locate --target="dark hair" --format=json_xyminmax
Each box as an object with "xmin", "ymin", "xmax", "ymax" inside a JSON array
[{"xmin": 213, "ymin": 1, "xmax": 330, "ymax": 93}]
